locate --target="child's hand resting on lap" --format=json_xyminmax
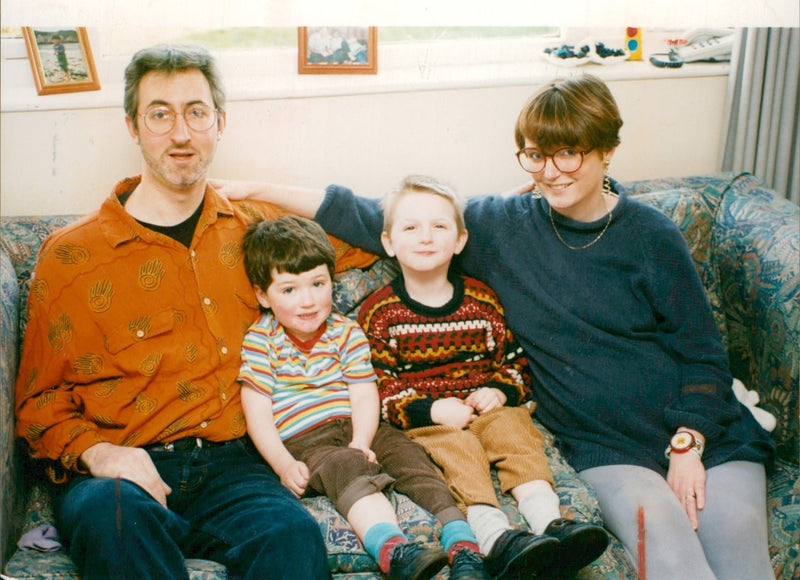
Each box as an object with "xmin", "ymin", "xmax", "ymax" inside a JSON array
[
  {"xmin": 278, "ymin": 459, "xmax": 310, "ymax": 498},
  {"xmin": 431, "ymin": 397, "xmax": 477, "ymax": 429},
  {"xmin": 349, "ymin": 440, "xmax": 377, "ymax": 464},
  {"xmin": 466, "ymin": 387, "xmax": 507, "ymax": 415}
]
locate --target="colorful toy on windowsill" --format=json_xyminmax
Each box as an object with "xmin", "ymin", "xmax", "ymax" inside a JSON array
[
  {"xmin": 590, "ymin": 42, "xmax": 629, "ymax": 64},
  {"xmin": 543, "ymin": 43, "xmax": 591, "ymax": 66},
  {"xmin": 542, "ymin": 41, "xmax": 629, "ymax": 67}
]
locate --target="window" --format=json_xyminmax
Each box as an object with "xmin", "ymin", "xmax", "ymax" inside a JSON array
[{"xmin": 101, "ymin": 26, "xmax": 559, "ymax": 55}]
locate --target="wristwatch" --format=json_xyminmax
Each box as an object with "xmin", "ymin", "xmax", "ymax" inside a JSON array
[{"xmin": 664, "ymin": 431, "xmax": 705, "ymax": 459}]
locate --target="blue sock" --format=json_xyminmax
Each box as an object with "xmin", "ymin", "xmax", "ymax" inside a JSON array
[
  {"xmin": 440, "ymin": 519, "xmax": 478, "ymax": 553},
  {"xmin": 363, "ymin": 522, "xmax": 406, "ymax": 561}
]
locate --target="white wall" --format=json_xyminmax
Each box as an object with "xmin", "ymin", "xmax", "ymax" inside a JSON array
[{"xmin": 0, "ymin": 74, "xmax": 727, "ymax": 217}]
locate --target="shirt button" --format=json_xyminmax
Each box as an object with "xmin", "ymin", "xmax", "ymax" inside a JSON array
[
  {"xmin": 200, "ymin": 421, "xmax": 208, "ymax": 429},
  {"xmin": 221, "ymin": 346, "xmax": 228, "ymax": 355},
  {"xmin": 221, "ymin": 393, "xmax": 227, "ymax": 401},
  {"xmin": 204, "ymin": 298, "xmax": 211, "ymax": 305},
  {"xmin": 136, "ymin": 330, "xmax": 145, "ymax": 338}
]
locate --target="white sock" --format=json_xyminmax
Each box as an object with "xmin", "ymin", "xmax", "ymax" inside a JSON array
[
  {"xmin": 466, "ymin": 504, "xmax": 511, "ymax": 555},
  {"xmin": 515, "ymin": 482, "xmax": 561, "ymax": 534}
]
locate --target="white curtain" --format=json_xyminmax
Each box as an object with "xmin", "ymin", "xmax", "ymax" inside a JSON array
[{"xmin": 722, "ymin": 28, "xmax": 800, "ymax": 205}]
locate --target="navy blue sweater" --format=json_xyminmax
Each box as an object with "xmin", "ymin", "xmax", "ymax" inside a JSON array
[{"xmin": 317, "ymin": 182, "xmax": 774, "ymax": 475}]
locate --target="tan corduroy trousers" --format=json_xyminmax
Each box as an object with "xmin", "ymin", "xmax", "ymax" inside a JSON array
[{"xmin": 407, "ymin": 405, "xmax": 553, "ymax": 510}]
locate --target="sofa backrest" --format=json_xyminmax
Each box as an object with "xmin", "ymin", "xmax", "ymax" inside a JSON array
[{"xmin": 1, "ymin": 172, "xmax": 797, "ymax": 466}]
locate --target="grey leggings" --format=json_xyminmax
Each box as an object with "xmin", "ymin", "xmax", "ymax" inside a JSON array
[{"xmin": 580, "ymin": 461, "xmax": 772, "ymax": 580}]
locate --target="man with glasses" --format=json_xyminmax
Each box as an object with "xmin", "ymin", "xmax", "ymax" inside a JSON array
[{"xmin": 13, "ymin": 44, "xmax": 372, "ymax": 579}]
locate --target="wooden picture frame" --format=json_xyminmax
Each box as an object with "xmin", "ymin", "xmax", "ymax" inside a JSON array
[
  {"xmin": 22, "ymin": 27, "xmax": 101, "ymax": 95},
  {"xmin": 298, "ymin": 27, "xmax": 377, "ymax": 75}
]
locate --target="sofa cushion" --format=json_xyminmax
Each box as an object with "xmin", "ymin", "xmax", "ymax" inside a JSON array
[
  {"xmin": 3, "ymin": 481, "xmax": 439, "ymax": 580},
  {"xmin": 766, "ymin": 460, "xmax": 800, "ymax": 579}
]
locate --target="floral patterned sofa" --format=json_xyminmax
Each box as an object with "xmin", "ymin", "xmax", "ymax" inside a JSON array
[{"xmin": 1, "ymin": 172, "xmax": 797, "ymax": 579}]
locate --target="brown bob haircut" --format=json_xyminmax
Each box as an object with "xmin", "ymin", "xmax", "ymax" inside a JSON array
[{"xmin": 514, "ymin": 74, "xmax": 623, "ymax": 153}]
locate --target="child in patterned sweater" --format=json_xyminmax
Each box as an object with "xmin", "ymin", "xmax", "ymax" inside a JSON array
[
  {"xmin": 238, "ymin": 215, "xmax": 490, "ymax": 580},
  {"xmin": 358, "ymin": 176, "xmax": 608, "ymax": 580}
]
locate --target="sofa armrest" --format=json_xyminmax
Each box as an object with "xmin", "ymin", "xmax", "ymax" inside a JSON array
[
  {"xmin": 713, "ymin": 174, "xmax": 799, "ymax": 466},
  {"xmin": 1, "ymin": 249, "xmax": 23, "ymax": 569}
]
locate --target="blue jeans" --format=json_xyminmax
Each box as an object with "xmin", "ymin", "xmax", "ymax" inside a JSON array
[{"xmin": 56, "ymin": 438, "xmax": 331, "ymax": 580}]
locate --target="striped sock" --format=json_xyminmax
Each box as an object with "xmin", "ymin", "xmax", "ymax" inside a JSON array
[
  {"xmin": 364, "ymin": 522, "xmax": 407, "ymax": 574},
  {"xmin": 441, "ymin": 519, "xmax": 480, "ymax": 557}
]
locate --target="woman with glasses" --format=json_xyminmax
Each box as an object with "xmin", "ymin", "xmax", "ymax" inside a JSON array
[{"xmin": 213, "ymin": 74, "xmax": 775, "ymax": 580}]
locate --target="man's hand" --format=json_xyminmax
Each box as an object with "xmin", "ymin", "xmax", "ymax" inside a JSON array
[
  {"xmin": 501, "ymin": 180, "xmax": 537, "ymax": 197},
  {"xmin": 277, "ymin": 459, "xmax": 310, "ymax": 498},
  {"xmin": 208, "ymin": 178, "xmax": 256, "ymax": 201},
  {"xmin": 431, "ymin": 398, "xmax": 476, "ymax": 429},
  {"xmin": 465, "ymin": 387, "xmax": 507, "ymax": 414},
  {"xmin": 79, "ymin": 442, "xmax": 172, "ymax": 508}
]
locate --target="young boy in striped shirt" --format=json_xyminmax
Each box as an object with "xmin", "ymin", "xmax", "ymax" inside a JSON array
[{"xmin": 238, "ymin": 215, "xmax": 489, "ymax": 580}]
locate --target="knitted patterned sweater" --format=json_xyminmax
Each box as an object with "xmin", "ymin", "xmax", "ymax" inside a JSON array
[{"xmin": 358, "ymin": 272, "xmax": 532, "ymax": 430}]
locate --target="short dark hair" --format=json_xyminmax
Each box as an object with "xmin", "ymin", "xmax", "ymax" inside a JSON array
[
  {"xmin": 514, "ymin": 74, "xmax": 622, "ymax": 153},
  {"xmin": 123, "ymin": 44, "xmax": 226, "ymax": 129},
  {"xmin": 242, "ymin": 216, "xmax": 337, "ymax": 292}
]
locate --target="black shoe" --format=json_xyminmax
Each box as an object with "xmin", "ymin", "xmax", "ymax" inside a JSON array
[
  {"xmin": 449, "ymin": 547, "xmax": 491, "ymax": 580},
  {"xmin": 388, "ymin": 541, "xmax": 448, "ymax": 580},
  {"xmin": 484, "ymin": 529, "xmax": 560, "ymax": 580},
  {"xmin": 541, "ymin": 518, "xmax": 609, "ymax": 579}
]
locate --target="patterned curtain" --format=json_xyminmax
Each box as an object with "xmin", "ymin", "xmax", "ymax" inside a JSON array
[{"xmin": 722, "ymin": 28, "xmax": 800, "ymax": 205}]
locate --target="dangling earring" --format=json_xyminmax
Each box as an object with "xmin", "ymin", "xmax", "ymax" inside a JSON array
[
  {"xmin": 602, "ymin": 161, "xmax": 611, "ymax": 196},
  {"xmin": 531, "ymin": 184, "xmax": 542, "ymax": 198}
]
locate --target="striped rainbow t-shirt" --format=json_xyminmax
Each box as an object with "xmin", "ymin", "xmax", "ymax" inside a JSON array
[{"xmin": 238, "ymin": 311, "xmax": 377, "ymax": 441}]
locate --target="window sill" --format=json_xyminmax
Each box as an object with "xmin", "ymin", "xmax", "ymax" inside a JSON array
[{"xmin": 1, "ymin": 35, "xmax": 730, "ymax": 113}]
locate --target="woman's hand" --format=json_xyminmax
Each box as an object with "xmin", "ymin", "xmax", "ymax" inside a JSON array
[
  {"xmin": 431, "ymin": 398, "xmax": 476, "ymax": 429},
  {"xmin": 666, "ymin": 452, "xmax": 707, "ymax": 530},
  {"xmin": 465, "ymin": 387, "xmax": 507, "ymax": 414}
]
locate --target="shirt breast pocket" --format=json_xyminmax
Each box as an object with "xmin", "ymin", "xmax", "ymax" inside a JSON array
[{"xmin": 103, "ymin": 309, "xmax": 176, "ymax": 356}]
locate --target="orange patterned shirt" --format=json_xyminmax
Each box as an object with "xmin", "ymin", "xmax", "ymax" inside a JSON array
[{"xmin": 14, "ymin": 176, "xmax": 375, "ymax": 482}]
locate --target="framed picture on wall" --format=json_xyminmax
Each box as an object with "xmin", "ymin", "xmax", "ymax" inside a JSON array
[
  {"xmin": 22, "ymin": 27, "xmax": 101, "ymax": 95},
  {"xmin": 298, "ymin": 27, "xmax": 377, "ymax": 74}
]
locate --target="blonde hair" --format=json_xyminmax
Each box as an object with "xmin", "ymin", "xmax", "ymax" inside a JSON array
[
  {"xmin": 514, "ymin": 74, "xmax": 622, "ymax": 153},
  {"xmin": 382, "ymin": 175, "xmax": 466, "ymax": 234}
]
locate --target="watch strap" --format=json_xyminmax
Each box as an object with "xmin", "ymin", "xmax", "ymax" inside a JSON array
[{"xmin": 665, "ymin": 432, "xmax": 705, "ymax": 459}]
